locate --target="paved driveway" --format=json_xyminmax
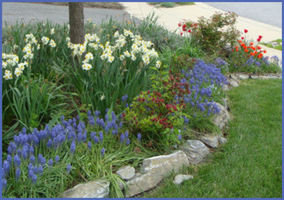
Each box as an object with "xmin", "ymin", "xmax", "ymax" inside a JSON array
[
  {"xmin": 2, "ymin": 3, "xmax": 138, "ymax": 27},
  {"xmin": 205, "ymin": 2, "xmax": 282, "ymax": 28}
]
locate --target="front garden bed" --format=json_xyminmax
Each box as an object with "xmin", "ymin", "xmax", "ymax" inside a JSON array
[{"xmin": 2, "ymin": 12, "xmax": 281, "ymax": 198}]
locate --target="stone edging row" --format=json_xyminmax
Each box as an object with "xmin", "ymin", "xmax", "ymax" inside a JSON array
[{"xmin": 60, "ymin": 73, "xmax": 281, "ymax": 198}]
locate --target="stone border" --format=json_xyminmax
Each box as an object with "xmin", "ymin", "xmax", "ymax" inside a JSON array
[{"xmin": 60, "ymin": 73, "xmax": 281, "ymax": 198}]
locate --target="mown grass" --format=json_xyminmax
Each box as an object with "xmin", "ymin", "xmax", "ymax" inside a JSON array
[{"xmin": 145, "ymin": 79, "xmax": 282, "ymax": 198}]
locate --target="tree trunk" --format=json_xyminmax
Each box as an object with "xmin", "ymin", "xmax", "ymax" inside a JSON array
[{"xmin": 69, "ymin": 2, "xmax": 85, "ymax": 44}]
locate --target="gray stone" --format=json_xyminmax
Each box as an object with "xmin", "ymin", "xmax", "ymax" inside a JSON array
[
  {"xmin": 213, "ymin": 103, "xmax": 230, "ymax": 130},
  {"xmin": 125, "ymin": 170, "xmax": 163, "ymax": 197},
  {"xmin": 61, "ymin": 179, "xmax": 110, "ymax": 198},
  {"xmin": 223, "ymin": 98, "xmax": 229, "ymax": 109},
  {"xmin": 200, "ymin": 135, "xmax": 219, "ymax": 148},
  {"xmin": 141, "ymin": 150, "xmax": 189, "ymax": 174},
  {"xmin": 125, "ymin": 151, "xmax": 189, "ymax": 197},
  {"xmin": 218, "ymin": 136, "xmax": 227, "ymax": 144},
  {"xmin": 173, "ymin": 174, "xmax": 194, "ymax": 185},
  {"xmin": 238, "ymin": 74, "xmax": 249, "ymax": 80},
  {"xmin": 229, "ymin": 79, "xmax": 239, "ymax": 87},
  {"xmin": 116, "ymin": 165, "xmax": 135, "ymax": 180},
  {"xmin": 222, "ymin": 84, "xmax": 230, "ymax": 91},
  {"xmin": 180, "ymin": 140, "xmax": 210, "ymax": 164},
  {"xmin": 230, "ymin": 74, "xmax": 240, "ymax": 82}
]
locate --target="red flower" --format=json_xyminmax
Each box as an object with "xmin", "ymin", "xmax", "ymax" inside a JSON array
[
  {"xmin": 257, "ymin": 38, "xmax": 261, "ymax": 42},
  {"xmin": 258, "ymin": 35, "xmax": 262, "ymax": 39},
  {"xmin": 178, "ymin": 23, "xmax": 181, "ymax": 27},
  {"xmin": 188, "ymin": 29, "xmax": 191, "ymax": 33},
  {"xmin": 180, "ymin": 32, "xmax": 183, "ymax": 36},
  {"xmin": 244, "ymin": 29, "xmax": 248, "ymax": 33},
  {"xmin": 241, "ymin": 37, "xmax": 244, "ymax": 40}
]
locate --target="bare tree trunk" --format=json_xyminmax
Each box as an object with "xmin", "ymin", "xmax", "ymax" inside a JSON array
[{"xmin": 69, "ymin": 2, "xmax": 84, "ymax": 44}]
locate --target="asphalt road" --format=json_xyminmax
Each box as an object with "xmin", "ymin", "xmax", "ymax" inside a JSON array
[
  {"xmin": 2, "ymin": 3, "xmax": 138, "ymax": 27},
  {"xmin": 205, "ymin": 2, "xmax": 282, "ymax": 28}
]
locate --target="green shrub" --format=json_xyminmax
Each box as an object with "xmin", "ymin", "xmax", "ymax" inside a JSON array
[{"xmin": 180, "ymin": 12, "xmax": 240, "ymax": 54}]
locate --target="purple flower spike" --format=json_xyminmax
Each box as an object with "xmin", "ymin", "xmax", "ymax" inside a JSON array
[
  {"xmin": 66, "ymin": 164, "xmax": 72, "ymax": 173},
  {"xmin": 101, "ymin": 147, "xmax": 105, "ymax": 156},
  {"xmin": 137, "ymin": 133, "xmax": 142, "ymax": 141}
]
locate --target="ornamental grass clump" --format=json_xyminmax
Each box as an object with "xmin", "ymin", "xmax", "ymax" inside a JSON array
[{"xmin": 2, "ymin": 110, "xmax": 149, "ymax": 198}]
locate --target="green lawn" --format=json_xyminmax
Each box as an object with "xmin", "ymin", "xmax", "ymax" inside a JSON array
[{"xmin": 145, "ymin": 79, "xmax": 282, "ymax": 198}]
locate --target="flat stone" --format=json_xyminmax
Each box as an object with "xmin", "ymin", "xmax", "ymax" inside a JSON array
[
  {"xmin": 180, "ymin": 140, "xmax": 210, "ymax": 164},
  {"xmin": 213, "ymin": 103, "xmax": 230, "ymax": 130},
  {"xmin": 61, "ymin": 179, "xmax": 110, "ymax": 198},
  {"xmin": 141, "ymin": 150, "xmax": 189, "ymax": 174},
  {"xmin": 218, "ymin": 136, "xmax": 227, "ymax": 144},
  {"xmin": 116, "ymin": 165, "xmax": 135, "ymax": 180},
  {"xmin": 238, "ymin": 74, "xmax": 249, "ymax": 80},
  {"xmin": 200, "ymin": 135, "xmax": 219, "ymax": 148},
  {"xmin": 125, "ymin": 151, "xmax": 189, "ymax": 197},
  {"xmin": 125, "ymin": 170, "xmax": 163, "ymax": 197},
  {"xmin": 229, "ymin": 79, "xmax": 239, "ymax": 87},
  {"xmin": 222, "ymin": 84, "xmax": 230, "ymax": 91},
  {"xmin": 173, "ymin": 174, "xmax": 194, "ymax": 185}
]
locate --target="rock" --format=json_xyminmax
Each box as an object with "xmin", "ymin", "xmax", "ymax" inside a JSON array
[
  {"xmin": 173, "ymin": 174, "xmax": 194, "ymax": 185},
  {"xmin": 141, "ymin": 150, "xmax": 189, "ymax": 174},
  {"xmin": 218, "ymin": 136, "xmax": 227, "ymax": 144},
  {"xmin": 125, "ymin": 151, "xmax": 189, "ymax": 197},
  {"xmin": 180, "ymin": 140, "xmax": 210, "ymax": 164},
  {"xmin": 222, "ymin": 84, "xmax": 229, "ymax": 91},
  {"xmin": 61, "ymin": 179, "xmax": 110, "ymax": 198},
  {"xmin": 223, "ymin": 98, "xmax": 229, "ymax": 110},
  {"xmin": 200, "ymin": 135, "xmax": 219, "ymax": 148},
  {"xmin": 116, "ymin": 165, "xmax": 135, "ymax": 181},
  {"xmin": 238, "ymin": 74, "xmax": 249, "ymax": 80},
  {"xmin": 125, "ymin": 170, "xmax": 163, "ymax": 197},
  {"xmin": 229, "ymin": 79, "xmax": 239, "ymax": 87},
  {"xmin": 230, "ymin": 74, "xmax": 239, "ymax": 82},
  {"xmin": 213, "ymin": 103, "xmax": 230, "ymax": 130}
]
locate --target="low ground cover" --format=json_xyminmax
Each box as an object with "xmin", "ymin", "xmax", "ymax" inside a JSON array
[{"xmin": 2, "ymin": 12, "xmax": 282, "ymax": 198}]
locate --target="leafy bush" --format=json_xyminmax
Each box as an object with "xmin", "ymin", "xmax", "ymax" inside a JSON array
[
  {"xmin": 123, "ymin": 66, "xmax": 190, "ymax": 149},
  {"xmin": 178, "ymin": 12, "xmax": 240, "ymax": 54}
]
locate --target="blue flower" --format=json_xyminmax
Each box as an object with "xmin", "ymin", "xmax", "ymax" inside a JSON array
[
  {"xmin": 70, "ymin": 141, "xmax": 76, "ymax": 154},
  {"xmin": 14, "ymin": 154, "xmax": 21, "ymax": 167},
  {"xmin": 47, "ymin": 139, "xmax": 53, "ymax": 148},
  {"xmin": 66, "ymin": 164, "xmax": 72, "ymax": 173},
  {"xmin": 38, "ymin": 154, "xmax": 46, "ymax": 165},
  {"xmin": 3, "ymin": 160, "xmax": 10, "ymax": 177},
  {"xmin": 32, "ymin": 174, "xmax": 37, "ymax": 184},
  {"xmin": 93, "ymin": 136, "xmax": 99, "ymax": 144},
  {"xmin": 48, "ymin": 159, "xmax": 53, "ymax": 167},
  {"xmin": 101, "ymin": 148, "xmax": 105, "ymax": 156},
  {"xmin": 2, "ymin": 178, "xmax": 7, "ymax": 190},
  {"xmin": 122, "ymin": 94, "xmax": 128, "ymax": 102},
  {"xmin": 95, "ymin": 110, "xmax": 101, "ymax": 117},
  {"xmin": 126, "ymin": 138, "xmax": 130, "ymax": 145},
  {"xmin": 88, "ymin": 141, "xmax": 92, "ymax": 149},
  {"xmin": 30, "ymin": 155, "xmax": 36, "ymax": 164},
  {"xmin": 99, "ymin": 131, "xmax": 103, "ymax": 142},
  {"xmin": 178, "ymin": 134, "xmax": 182, "ymax": 141},
  {"xmin": 137, "ymin": 133, "xmax": 142, "ymax": 141},
  {"xmin": 125, "ymin": 130, "xmax": 129, "ymax": 138},
  {"xmin": 55, "ymin": 155, "xmax": 60, "ymax": 163},
  {"xmin": 120, "ymin": 133, "xmax": 125, "ymax": 143}
]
